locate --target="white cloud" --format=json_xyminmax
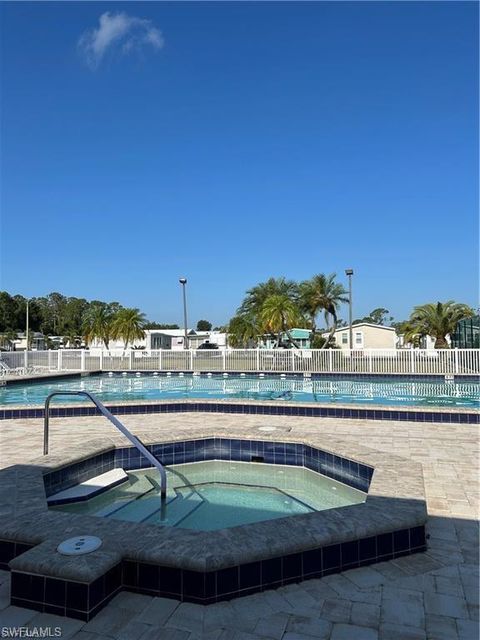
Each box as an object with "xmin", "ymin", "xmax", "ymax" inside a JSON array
[{"xmin": 78, "ymin": 12, "xmax": 164, "ymax": 69}]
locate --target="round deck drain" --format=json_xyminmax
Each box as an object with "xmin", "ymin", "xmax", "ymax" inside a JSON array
[{"xmin": 57, "ymin": 536, "xmax": 102, "ymax": 556}]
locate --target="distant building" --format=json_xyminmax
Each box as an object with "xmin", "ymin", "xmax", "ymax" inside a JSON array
[
  {"xmin": 327, "ymin": 323, "xmax": 397, "ymax": 350},
  {"xmin": 451, "ymin": 316, "xmax": 480, "ymax": 349},
  {"xmin": 88, "ymin": 329, "xmax": 229, "ymax": 352},
  {"xmin": 260, "ymin": 328, "xmax": 311, "ymax": 349},
  {"xmin": 12, "ymin": 332, "xmax": 46, "ymax": 351}
]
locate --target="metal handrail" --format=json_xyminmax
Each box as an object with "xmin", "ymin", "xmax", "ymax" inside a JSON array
[{"xmin": 43, "ymin": 391, "xmax": 167, "ymax": 500}]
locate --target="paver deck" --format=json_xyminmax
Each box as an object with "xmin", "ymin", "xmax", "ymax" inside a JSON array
[{"xmin": 0, "ymin": 412, "xmax": 478, "ymax": 639}]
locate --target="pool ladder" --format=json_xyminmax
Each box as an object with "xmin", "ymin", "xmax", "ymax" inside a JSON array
[{"xmin": 43, "ymin": 391, "xmax": 167, "ymax": 500}]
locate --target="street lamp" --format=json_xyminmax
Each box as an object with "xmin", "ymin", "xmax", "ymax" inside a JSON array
[
  {"xmin": 345, "ymin": 269, "xmax": 354, "ymax": 350},
  {"xmin": 179, "ymin": 278, "xmax": 189, "ymax": 350}
]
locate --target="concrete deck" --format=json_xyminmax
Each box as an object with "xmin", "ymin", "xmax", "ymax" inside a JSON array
[{"xmin": 0, "ymin": 413, "xmax": 478, "ymax": 639}]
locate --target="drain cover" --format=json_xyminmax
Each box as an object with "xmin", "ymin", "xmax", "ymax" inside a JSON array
[{"xmin": 57, "ymin": 536, "xmax": 102, "ymax": 556}]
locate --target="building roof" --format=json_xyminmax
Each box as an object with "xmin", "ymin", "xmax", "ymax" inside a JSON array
[
  {"xmin": 333, "ymin": 323, "xmax": 396, "ymax": 333},
  {"xmin": 144, "ymin": 329, "xmax": 190, "ymax": 337},
  {"xmin": 284, "ymin": 328, "xmax": 311, "ymax": 338}
]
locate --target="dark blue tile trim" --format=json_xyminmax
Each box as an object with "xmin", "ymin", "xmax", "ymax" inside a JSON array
[
  {"xmin": 43, "ymin": 439, "xmax": 374, "ymax": 497},
  {"xmin": 9, "ymin": 525, "xmax": 426, "ymax": 617},
  {"xmin": 0, "ymin": 540, "xmax": 34, "ymax": 571},
  {"xmin": 2, "ymin": 401, "xmax": 475, "ymax": 424}
]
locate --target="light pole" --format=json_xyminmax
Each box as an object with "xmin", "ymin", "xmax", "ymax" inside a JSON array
[
  {"xmin": 26, "ymin": 299, "xmax": 29, "ymax": 351},
  {"xmin": 179, "ymin": 278, "xmax": 189, "ymax": 350},
  {"xmin": 345, "ymin": 269, "xmax": 354, "ymax": 350},
  {"xmin": 25, "ymin": 298, "xmax": 30, "ymax": 369}
]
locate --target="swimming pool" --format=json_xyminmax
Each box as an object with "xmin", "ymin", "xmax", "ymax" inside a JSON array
[{"xmin": 1, "ymin": 372, "xmax": 478, "ymax": 408}]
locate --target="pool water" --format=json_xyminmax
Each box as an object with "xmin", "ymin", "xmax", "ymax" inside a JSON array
[
  {"xmin": 1, "ymin": 372, "xmax": 478, "ymax": 408},
  {"xmin": 51, "ymin": 461, "xmax": 366, "ymax": 530}
]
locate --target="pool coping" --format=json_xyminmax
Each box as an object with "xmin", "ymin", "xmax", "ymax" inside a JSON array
[
  {"xmin": 1, "ymin": 427, "xmax": 427, "ymax": 617},
  {"xmin": 0, "ymin": 397, "xmax": 477, "ymax": 423}
]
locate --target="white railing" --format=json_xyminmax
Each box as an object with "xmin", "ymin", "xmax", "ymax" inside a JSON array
[{"xmin": 0, "ymin": 348, "xmax": 478, "ymax": 376}]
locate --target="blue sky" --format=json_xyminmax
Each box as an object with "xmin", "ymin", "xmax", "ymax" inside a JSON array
[{"xmin": 1, "ymin": 1, "xmax": 478, "ymax": 326}]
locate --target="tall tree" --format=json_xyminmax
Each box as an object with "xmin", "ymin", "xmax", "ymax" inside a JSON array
[
  {"xmin": 299, "ymin": 274, "xmax": 349, "ymax": 349},
  {"xmin": 196, "ymin": 320, "xmax": 212, "ymax": 331},
  {"xmin": 259, "ymin": 294, "xmax": 302, "ymax": 348},
  {"xmin": 144, "ymin": 322, "xmax": 179, "ymax": 329},
  {"xmin": 408, "ymin": 301, "xmax": 474, "ymax": 348},
  {"xmin": 0, "ymin": 292, "xmax": 17, "ymax": 332},
  {"xmin": 111, "ymin": 308, "xmax": 146, "ymax": 351},
  {"xmin": 82, "ymin": 305, "xmax": 114, "ymax": 350},
  {"xmin": 239, "ymin": 277, "xmax": 299, "ymax": 317},
  {"xmin": 227, "ymin": 314, "xmax": 259, "ymax": 348}
]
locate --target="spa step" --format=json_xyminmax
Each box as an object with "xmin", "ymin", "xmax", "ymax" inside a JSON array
[
  {"xmin": 93, "ymin": 475, "xmax": 158, "ymax": 517},
  {"xmin": 47, "ymin": 469, "xmax": 128, "ymax": 505},
  {"xmin": 144, "ymin": 487, "xmax": 204, "ymax": 526},
  {"xmin": 107, "ymin": 491, "xmax": 173, "ymax": 523}
]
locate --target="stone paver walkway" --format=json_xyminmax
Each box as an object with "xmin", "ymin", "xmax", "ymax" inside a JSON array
[{"xmin": 0, "ymin": 413, "xmax": 478, "ymax": 639}]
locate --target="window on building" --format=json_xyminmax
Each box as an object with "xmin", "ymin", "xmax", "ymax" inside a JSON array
[
  {"xmin": 342, "ymin": 333, "xmax": 348, "ymax": 344},
  {"xmin": 355, "ymin": 332, "xmax": 363, "ymax": 346}
]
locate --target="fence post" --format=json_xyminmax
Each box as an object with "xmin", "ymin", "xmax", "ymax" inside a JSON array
[
  {"xmin": 24, "ymin": 350, "xmax": 28, "ymax": 370},
  {"xmin": 159, "ymin": 350, "xmax": 162, "ymax": 371},
  {"xmin": 190, "ymin": 350, "xmax": 194, "ymax": 371},
  {"xmin": 368, "ymin": 350, "xmax": 372, "ymax": 373},
  {"xmin": 222, "ymin": 350, "xmax": 226, "ymax": 371},
  {"xmin": 129, "ymin": 351, "xmax": 133, "ymax": 370},
  {"xmin": 291, "ymin": 350, "xmax": 295, "ymax": 372},
  {"xmin": 410, "ymin": 349, "xmax": 415, "ymax": 374},
  {"xmin": 99, "ymin": 351, "xmax": 104, "ymax": 371},
  {"xmin": 256, "ymin": 349, "xmax": 260, "ymax": 371},
  {"xmin": 81, "ymin": 350, "xmax": 86, "ymax": 371},
  {"xmin": 454, "ymin": 348, "xmax": 459, "ymax": 374},
  {"xmin": 58, "ymin": 350, "xmax": 63, "ymax": 371},
  {"xmin": 328, "ymin": 349, "xmax": 333, "ymax": 372}
]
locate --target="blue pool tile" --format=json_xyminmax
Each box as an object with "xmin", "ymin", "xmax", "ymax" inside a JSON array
[
  {"xmin": 239, "ymin": 562, "xmax": 261, "ymax": 590},
  {"xmin": 302, "ymin": 548, "xmax": 322, "ymax": 577},
  {"xmin": 158, "ymin": 565, "xmax": 181, "ymax": 596},
  {"xmin": 11, "ymin": 572, "xmax": 45, "ymax": 602},
  {"xmin": 393, "ymin": 529, "xmax": 410, "ymax": 554},
  {"xmin": 261, "ymin": 557, "xmax": 282, "ymax": 585},
  {"xmin": 322, "ymin": 544, "xmax": 341, "ymax": 573},
  {"xmin": 283, "ymin": 553, "xmax": 302, "ymax": 582},
  {"xmin": 182, "ymin": 570, "xmax": 205, "ymax": 599},
  {"xmin": 216, "ymin": 566, "xmax": 239, "ymax": 596},
  {"xmin": 409, "ymin": 526, "xmax": 426, "ymax": 549},
  {"xmin": 138, "ymin": 563, "xmax": 159, "ymax": 591},
  {"xmin": 359, "ymin": 536, "xmax": 377, "ymax": 562},
  {"xmin": 66, "ymin": 581, "xmax": 88, "ymax": 611},
  {"xmin": 341, "ymin": 540, "xmax": 359, "ymax": 569},
  {"xmin": 377, "ymin": 532, "xmax": 393, "ymax": 557}
]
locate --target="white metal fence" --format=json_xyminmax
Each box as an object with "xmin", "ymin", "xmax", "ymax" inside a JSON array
[{"xmin": 0, "ymin": 349, "xmax": 479, "ymax": 376}]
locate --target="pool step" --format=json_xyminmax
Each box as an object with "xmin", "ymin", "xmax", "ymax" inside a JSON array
[
  {"xmin": 144, "ymin": 486, "xmax": 204, "ymax": 526},
  {"xmin": 94, "ymin": 475, "xmax": 157, "ymax": 517}
]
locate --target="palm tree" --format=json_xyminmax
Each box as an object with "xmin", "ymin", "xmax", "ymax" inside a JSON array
[
  {"xmin": 62, "ymin": 328, "xmax": 82, "ymax": 349},
  {"xmin": 227, "ymin": 315, "xmax": 259, "ymax": 348},
  {"xmin": 111, "ymin": 308, "xmax": 146, "ymax": 351},
  {"xmin": 82, "ymin": 305, "xmax": 114, "ymax": 350},
  {"xmin": 0, "ymin": 329, "xmax": 17, "ymax": 351},
  {"xmin": 239, "ymin": 277, "xmax": 299, "ymax": 317},
  {"xmin": 394, "ymin": 320, "xmax": 423, "ymax": 348},
  {"xmin": 299, "ymin": 273, "xmax": 349, "ymax": 349},
  {"xmin": 259, "ymin": 294, "xmax": 302, "ymax": 348},
  {"xmin": 408, "ymin": 301, "xmax": 474, "ymax": 349}
]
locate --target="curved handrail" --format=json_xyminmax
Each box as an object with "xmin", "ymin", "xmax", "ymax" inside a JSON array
[{"xmin": 43, "ymin": 391, "xmax": 167, "ymax": 500}]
